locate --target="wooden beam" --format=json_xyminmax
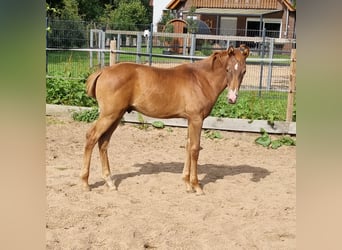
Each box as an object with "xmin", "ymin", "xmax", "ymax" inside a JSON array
[
  {"xmin": 123, "ymin": 111, "xmax": 296, "ymax": 135},
  {"xmin": 46, "ymin": 105, "xmax": 296, "ymax": 135},
  {"xmin": 109, "ymin": 40, "xmax": 116, "ymax": 66}
]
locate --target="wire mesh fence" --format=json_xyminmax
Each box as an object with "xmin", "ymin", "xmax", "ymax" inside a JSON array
[{"xmin": 46, "ymin": 19, "xmax": 296, "ymax": 120}]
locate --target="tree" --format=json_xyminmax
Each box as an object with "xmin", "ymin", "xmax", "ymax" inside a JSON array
[
  {"xmin": 47, "ymin": 0, "xmax": 87, "ymax": 48},
  {"xmin": 158, "ymin": 10, "xmax": 174, "ymax": 26},
  {"xmin": 46, "ymin": 0, "xmax": 153, "ymax": 25},
  {"xmin": 97, "ymin": 4, "xmax": 116, "ymax": 28},
  {"xmin": 112, "ymin": 0, "xmax": 150, "ymax": 30},
  {"xmin": 77, "ymin": 0, "xmax": 104, "ymax": 21},
  {"xmin": 186, "ymin": 6, "xmax": 198, "ymax": 34},
  {"xmin": 60, "ymin": 0, "xmax": 81, "ymax": 20}
]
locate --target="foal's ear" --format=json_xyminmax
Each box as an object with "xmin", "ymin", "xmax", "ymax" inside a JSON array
[
  {"xmin": 227, "ymin": 45, "xmax": 234, "ymax": 56},
  {"xmin": 239, "ymin": 44, "xmax": 250, "ymax": 57}
]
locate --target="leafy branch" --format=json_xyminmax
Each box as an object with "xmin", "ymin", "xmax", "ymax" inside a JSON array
[{"xmin": 255, "ymin": 128, "xmax": 296, "ymax": 149}]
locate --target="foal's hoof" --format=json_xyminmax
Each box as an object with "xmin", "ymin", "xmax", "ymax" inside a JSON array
[
  {"xmin": 195, "ymin": 188, "xmax": 205, "ymax": 196},
  {"xmin": 82, "ymin": 184, "xmax": 91, "ymax": 192},
  {"xmin": 185, "ymin": 185, "xmax": 204, "ymax": 195},
  {"xmin": 186, "ymin": 188, "xmax": 196, "ymax": 194},
  {"xmin": 104, "ymin": 177, "xmax": 116, "ymax": 191},
  {"xmin": 193, "ymin": 185, "xmax": 205, "ymax": 195},
  {"xmin": 185, "ymin": 183, "xmax": 196, "ymax": 193},
  {"xmin": 106, "ymin": 185, "xmax": 117, "ymax": 191}
]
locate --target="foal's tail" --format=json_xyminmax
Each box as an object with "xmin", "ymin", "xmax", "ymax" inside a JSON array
[{"xmin": 86, "ymin": 70, "xmax": 102, "ymax": 99}]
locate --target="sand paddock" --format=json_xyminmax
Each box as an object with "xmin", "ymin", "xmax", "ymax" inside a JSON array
[{"xmin": 46, "ymin": 110, "xmax": 295, "ymax": 249}]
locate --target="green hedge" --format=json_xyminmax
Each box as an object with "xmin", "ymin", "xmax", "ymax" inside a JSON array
[
  {"xmin": 46, "ymin": 76, "xmax": 294, "ymax": 123},
  {"xmin": 46, "ymin": 76, "xmax": 97, "ymax": 107}
]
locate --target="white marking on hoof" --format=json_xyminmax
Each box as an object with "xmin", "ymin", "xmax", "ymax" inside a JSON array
[
  {"xmin": 104, "ymin": 176, "xmax": 115, "ymax": 189},
  {"xmin": 82, "ymin": 184, "xmax": 91, "ymax": 192}
]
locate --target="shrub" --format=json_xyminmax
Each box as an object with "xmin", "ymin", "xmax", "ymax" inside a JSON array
[
  {"xmin": 210, "ymin": 90, "xmax": 288, "ymax": 122},
  {"xmin": 201, "ymin": 41, "xmax": 212, "ymax": 56},
  {"xmin": 46, "ymin": 76, "xmax": 97, "ymax": 107},
  {"xmin": 72, "ymin": 107, "xmax": 99, "ymax": 122}
]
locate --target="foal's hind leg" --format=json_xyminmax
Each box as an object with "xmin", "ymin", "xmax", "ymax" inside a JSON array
[
  {"xmin": 98, "ymin": 118, "xmax": 122, "ymax": 190},
  {"xmin": 81, "ymin": 115, "xmax": 118, "ymax": 191}
]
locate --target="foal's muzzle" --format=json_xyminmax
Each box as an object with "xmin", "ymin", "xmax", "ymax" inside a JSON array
[{"xmin": 227, "ymin": 89, "xmax": 238, "ymax": 104}]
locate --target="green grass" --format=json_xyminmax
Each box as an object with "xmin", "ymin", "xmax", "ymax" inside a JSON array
[
  {"xmin": 211, "ymin": 90, "xmax": 288, "ymax": 123},
  {"xmin": 47, "ymin": 51, "xmax": 94, "ymax": 78}
]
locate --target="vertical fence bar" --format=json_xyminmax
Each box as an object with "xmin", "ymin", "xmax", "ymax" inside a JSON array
[
  {"xmin": 266, "ymin": 38, "xmax": 274, "ymax": 90},
  {"xmin": 97, "ymin": 31, "xmax": 101, "ymax": 66},
  {"xmin": 148, "ymin": 23, "xmax": 153, "ymax": 66},
  {"xmin": 46, "ymin": 17, "xmax": 48, "ymax": 74},
  {"xmin": 116, "ymin": 34, "xmax": 121, "ymax": 63},
  {"xmin": 136, "ymin": 33, "xmax": 142, "ymax": 63},
  {"xmin": 190, "ymin": 33, "xmax": 196, "ymax": 63},
  {"xmin": 258, "ymin": 28, "xmax": 266, "ymax": 97},
  {"xmin": 183, "ymin": 36, "xmax": 187, "ymax": 56},
  {"xmin": 226, "ymin": 39, "xmax": 230, "ymax": 49},
  {"xmin": 100, "ymin": 30, "xmax": 105, "ymax": 67},
  {"xmin": 89, "ymin": 29, "xmax": 93, "ymax": 68},
  {"xmin": 286, "ymin": 49, "xmax": 296, "ymax": 122}
]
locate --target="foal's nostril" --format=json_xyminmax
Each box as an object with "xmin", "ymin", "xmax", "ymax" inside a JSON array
[
  {"xmin": 228, "ymin": 93, "xmax": 239, "ymax": 104},
  {"xmin": 228, "ymin": 97, "xmax": 235, "ymax": 104}
]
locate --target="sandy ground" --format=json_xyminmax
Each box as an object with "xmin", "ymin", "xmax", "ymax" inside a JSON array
[{"xmin": 46, "ymin": 111, "xmax": 296, "ymax": 250}]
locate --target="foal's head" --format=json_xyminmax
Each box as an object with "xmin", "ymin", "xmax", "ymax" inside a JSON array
[{"xmin": 225, "ymin": 44, "xmax": 250, "ymax": 104}]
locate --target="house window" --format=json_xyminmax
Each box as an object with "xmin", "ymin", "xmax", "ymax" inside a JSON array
[
  {"xmin": 246, "ymin": 18, "xmax": 282, "ymax": 38},
  {"xmin": 220, "ymin": 17, "xmax": 237, "ymax": 36}
]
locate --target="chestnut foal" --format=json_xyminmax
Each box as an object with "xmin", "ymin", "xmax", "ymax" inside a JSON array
[{"xmin": 81, "ymin": 44, "xmax": 249, "ymax": 194}]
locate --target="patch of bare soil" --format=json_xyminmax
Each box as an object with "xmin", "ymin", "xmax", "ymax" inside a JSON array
[{"xmin": 46, "ymin": 113, "xmax": 296, "ymax": 249}]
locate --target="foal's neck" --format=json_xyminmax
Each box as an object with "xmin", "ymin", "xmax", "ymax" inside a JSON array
[{"xmin": 207, "ymin": 57, "xmax": 228, "ymax": 94}]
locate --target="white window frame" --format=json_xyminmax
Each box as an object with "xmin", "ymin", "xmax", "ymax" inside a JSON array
[{"xmin": 245, "ymin": 18, "xmax": 282, "ymax": 38}]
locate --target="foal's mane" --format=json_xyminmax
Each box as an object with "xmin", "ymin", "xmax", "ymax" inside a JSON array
[{"xmin": 210, "ymin": 50, "xmax": 229, "ymax": 70}]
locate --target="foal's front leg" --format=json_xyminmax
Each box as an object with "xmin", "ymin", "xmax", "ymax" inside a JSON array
[
  {"xmin": 182, "ymin": 137, "xmax": 192, "ymax": 192},
  {"xmin": 182, "ymin": 118, "xmax": 204, "ymax": 195}
]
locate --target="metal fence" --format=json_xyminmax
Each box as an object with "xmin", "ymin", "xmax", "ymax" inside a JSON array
[{"xmin": 46, "ymin": 19, "xmax": 296, "ymax": 98}]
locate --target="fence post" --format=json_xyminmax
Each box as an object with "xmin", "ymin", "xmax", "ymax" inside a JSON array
[
  {"xmin": 110, "ymin": 39, "xmax": 117, "ymax": 66},
  {"xmin": 286, "ymin": 49, "xmax": 296, "ymax": 122}
]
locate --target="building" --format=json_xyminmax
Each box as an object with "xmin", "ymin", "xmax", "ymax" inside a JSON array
[
  {"xmin": 165, "ymin": 0, "xmax": 296, "ymax": 39},
  {"xmin": 150, "ymin": 0, "xmax": 172, "ymax": 32}
]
